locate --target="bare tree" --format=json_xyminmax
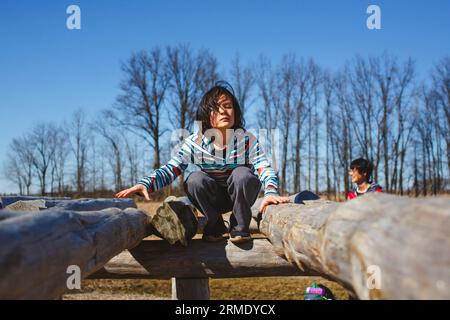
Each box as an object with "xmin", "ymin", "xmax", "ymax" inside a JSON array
[
  {"xmin": 86, "ymin": 135, "xmax": 98, "ymax": 193},
  {"xmin": 345, "ymin": 57, "xmax": 377, "ymax": 162},
  {"xmin": 95, "ymin": 111, "xmax": 125, "ymax": 191},
  {"xmin": 255, "ymin": 55, "xmax": 282, "ymax": 190},
  {"xmin": 255, "ymin": 55, "xmax": 279, "ymax": 130},
  {"xmin": 277, "ymin": 54, "xmax": 297, "ymax": 194},
  {"xmin": 165, "ymin": 44, "xmax": 219, "ymax": 187},
  {"xmin": 166, "ymin": 44, "xmax": 219, "ymax": 132},
  {"xmin": 112, "ymin": 47, "xmax": 169, "ymax": 169},
  {"xmin": 49, "ymin": 127, "xmax": 69, "ymax": 195},
  {"xmin": 370, "ymin": 54, "xmax": 399, "ymax": 191},
  {"xmin": 430, "ymin": 57, "xmax": 450, "ymax": 176},
  {"xmin": 3, "ymin": 153, "xmax": 24, "ymax": 195},
  {"xmin": 333, "ymin": 72, "xmax": 354, "ymax": 197},
  {"xmin": 29, "ymin": 123, "xmax": 58, "ymax": 195},
  {"xmin": 6, "ymin": 137, "xmax": 35, "ymax": 195},
  {"xmin": 416, "ymin": 79, "xmax": 449, "ymax": 195},
  {"xmin": 124, "ymin": 137, "xmax": 140, "ymax": 187},
  {"xmin": 323, "ymin": 71, "xmax": 335, "ymax": 198},
  {"xmin": 339, "ymin": 54, "xmax": 418, "ymax": 194},
  {"xmin": 389, "ymin": 58, "xmax": 416, "ymax": 194},
  {"xmin": 195, "ymin": 49, "xmax": 220, "ymax": 94},
  {"xmin": 68, "ymin": 109, "xmax": 90, "ymax": 194},
  {"xmin": 230, "ymin": 53, "xmax": 254, "ymax": 117},
  {"xmin": 291, "ymin": 59, "xmax": 320, "ymax": 193}
]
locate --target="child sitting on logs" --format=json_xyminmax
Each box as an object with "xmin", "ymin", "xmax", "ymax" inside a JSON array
[{"xmin": 116, "ymin": 82, "xmax": 289, "ymax": 244}]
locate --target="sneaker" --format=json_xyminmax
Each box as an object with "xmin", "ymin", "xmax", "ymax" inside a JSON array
[
  {"xmin": 151, "ymin": 197, "xmax": 198, "ymax": 246},
  {"xmin": 229, "ymin": 231, "xmax": 252, "ymax": 244}
]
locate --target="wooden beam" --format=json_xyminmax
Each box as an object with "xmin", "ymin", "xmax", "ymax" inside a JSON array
[
  {"xmin": 252, "ymin": 193, "xmax": 450, "ymax": 300},
  {"xmin": 90, "ymin": 238, "xmax": 304, "ymax": 279},
  {"xmin": 0, "ymin": 207, "xmax": 150, "ymax": 299}
]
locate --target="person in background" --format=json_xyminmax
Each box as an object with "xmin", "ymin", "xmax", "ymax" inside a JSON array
[{"xmin": 347, "ymin": 158, "xmax": 382, "ymax": 200}]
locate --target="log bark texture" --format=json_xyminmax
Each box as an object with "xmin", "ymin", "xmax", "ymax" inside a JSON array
[
  {"xmin": 252, "ymin": 193, "xmax": 450, "ymax": 299},
  {"xmin": 0, "ymin": 207, "xmax": 149, "ymax": 299}
]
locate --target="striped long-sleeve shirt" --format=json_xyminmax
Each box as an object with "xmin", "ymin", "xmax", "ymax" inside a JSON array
[{"xmin": 138, "ymin": 129, "xmax": 279, "ymax": 196}]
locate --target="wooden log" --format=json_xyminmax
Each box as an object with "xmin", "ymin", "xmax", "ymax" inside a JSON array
[
  {"xmin": 3, "ymin": 199, "xmax": 47, "ymax": 212},
  {"xmin": 0, "ymin": 197, "xmax": 136, "ymax": 212},
  {"xmin": 252, "ymin": 193, "xmax": 450, "ymax": 300},
  {"xmin": 0, "ymin": 207, "xmax": 150, "ymax": 299},
  {"xmin": 49, "ymin": 198, "xmax": 137, "ymax": 211},
  {"xmin": 171, "ymin": 278, "xmax": 210, "ymax": 300},
  {"xmin": 0, "ymin": 196, "xmax": 70, "ymax": 209},
  {"xmin": 150, "ymin": 197, "xmax": 260, "ymax": 246},
  {"xmin": 151, "ymin": 197, "xmax": 198, "ymax": 246},
  {"xmin": 0, "ymin": 210, "xmax": 30, "ymax": 221},
  {"xmin": 90, "ymin": 238, "xmax": 304, "ymax": 279}
]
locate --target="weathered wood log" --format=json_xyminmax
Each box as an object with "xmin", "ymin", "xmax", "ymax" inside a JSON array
[
  {"xmin": 0, "ymin": 196, "xmax": 136, "ymax": 211},
  {"xmin": 252, "ymin": 193, "xmax": 450, "ymax": 300},
  {"xmin": 0, "ymin": 207, "xmax": 150, "ymax": 299},
  {"xmin": 49, "ymin": 198, "xmax": 137, "ymax": 211},
  {"xmin": 171, "ymin": 278, "xmax": 210, "ymax": 300},
  {"xmin": 90, "ymin": 238, "xmax": 304, "ymax": 279},
  {"xmin": 151, "ymin": 197, "xmax": 198, "ymax": 246},
  {"xmin": 4, "ymin": 199, "xmax": 47, "ymax": 211},
  {"xmin": 0, "ymin": 196, "xmax": 70, "ymax": 209},
  {"xmin": 0, "ymin": 198, "xmax": 138, "ymax": 224},
  {"xmin": 149, "ymin": 197, "xmax": 260, "ymax": 246}
]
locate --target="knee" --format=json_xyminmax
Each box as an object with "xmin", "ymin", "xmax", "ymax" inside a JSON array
[
  {"xmin": 228, "ymin": 166, "xmax": 261, "ymax": 190},
  {"xmin": 185, "ymin": 171, "xmax": 216, "ymax": 193}
]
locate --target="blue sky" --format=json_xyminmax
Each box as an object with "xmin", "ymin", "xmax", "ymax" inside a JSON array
[{"xmin": 1, "ymin": 0, "xmax": 449, "ymax": 193}]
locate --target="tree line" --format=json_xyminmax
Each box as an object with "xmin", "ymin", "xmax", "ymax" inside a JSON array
[{"xmin": 3, "ymin": 44, "xmax": 449, "ymax": 199}]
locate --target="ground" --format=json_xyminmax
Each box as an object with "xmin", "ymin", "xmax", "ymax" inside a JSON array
[
  {"xmin": 63, "ymin": 277, "xmax": 349, "ymax": 300},
  {"xmin": 63, "ymin": 200, "xmax": 350, "ymax": 300}
]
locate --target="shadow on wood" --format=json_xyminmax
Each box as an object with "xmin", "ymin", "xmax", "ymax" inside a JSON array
[{"xmin": 91, "ymin": 238, "xmax": 304, "ymax": 279}]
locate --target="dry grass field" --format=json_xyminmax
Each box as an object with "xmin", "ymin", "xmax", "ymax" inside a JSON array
[
  {"xmin": 63, "ymin": 200, "xmax": 349, "ymax": 300},
  {"xmin": 63, "ymin": 277, "xmax": 349, "ymax": 300}
]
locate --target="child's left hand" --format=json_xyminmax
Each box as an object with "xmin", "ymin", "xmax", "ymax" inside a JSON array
[{"xmin": 258, "ymin": 195, "xmax": 290, "ymax": 214}]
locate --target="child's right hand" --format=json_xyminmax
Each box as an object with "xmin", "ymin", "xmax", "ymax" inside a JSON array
[{"xmin": 115, "ymin": 184, "xmax": 150, "ymax": 201}]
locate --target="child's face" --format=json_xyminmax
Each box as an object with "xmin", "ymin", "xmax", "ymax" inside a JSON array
[
  {"xmin": 349, "ymin": 168, "xmax": 367, "ymax": 184},
  {"xmin": 209, "ymin": 94, "xmax": 235, "ymax": 130}
]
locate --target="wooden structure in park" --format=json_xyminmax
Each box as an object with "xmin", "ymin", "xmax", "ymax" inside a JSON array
[{"xmin": 0, "ymin": 194, "xmax": 449, "ymax": 300}]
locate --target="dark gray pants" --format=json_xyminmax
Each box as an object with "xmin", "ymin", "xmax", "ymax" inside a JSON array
[{"xmin": 184, "ymin": 166, "xmax": 262, "ymax": 236}]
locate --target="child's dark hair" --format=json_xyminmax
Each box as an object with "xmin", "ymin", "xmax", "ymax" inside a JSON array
[
  {"xmin": 350, "ymin": 158, "xmax": 374, "ymax": 182},
  {"xmin": 196, "ymin": 81, "xmax": 245, "ymax": 133}
]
